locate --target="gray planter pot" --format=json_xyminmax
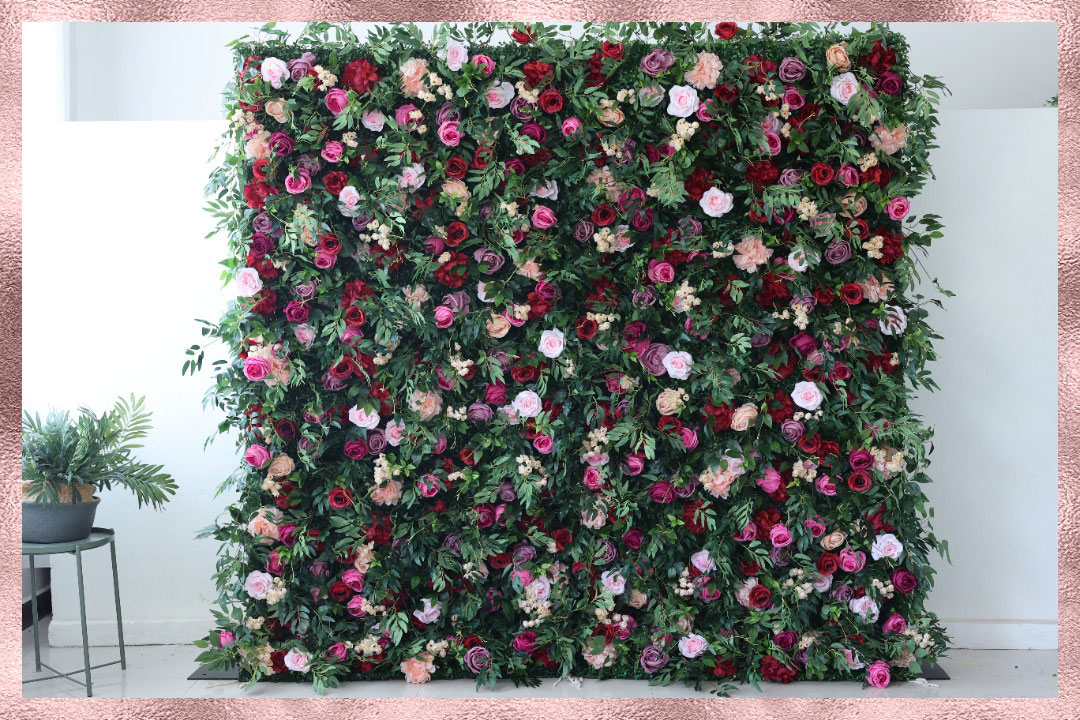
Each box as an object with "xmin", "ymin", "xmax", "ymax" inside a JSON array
[{"xmin": 22, "ymin": 498, "xmax": 100, "ymax": 544}]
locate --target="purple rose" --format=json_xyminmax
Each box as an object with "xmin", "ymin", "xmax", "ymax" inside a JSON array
[
  {"xmin": 509, "ymin": 96, "xmax": 536, "ymax": 121},
  {"xmin": 778, "ymin": 168, "xmax": 806, "ymax": 186},
  {"xmin": 352, "ymin": 211, "xmax": 375, "ymax": 232},
  {"xmin": 775, "ymin": 631, "xmax": 797, "ymax": 650},
  {"xmin": 632, "ymin": 288, "xmax": 657, "ymax": 308},
  {"xmin": 287, "ymin": 52, "xmax": 316, "ymax": 82},
  {"xmin": 824, "ymin": 241, "xmax": 852, "ymax": 265},
  {"xmin": 436, "ymin": 101, "xmax": 461, "ymax": 126},
  {"xmin": 512, "ymin": 544, "xmax": 537, "ymax": 566},
  {"xmin": 467, "ymin": 402, "xmax": 493, "ymax": 422},
  {"xmin": 573, "ymin": 219, "xmax": 595, "ymax": 243},
  {"xmin": 321, "ymin": 370, "xmax": 347, "ymax": 392},
  {"xmin": 442, "ymin": 533, "xmax": 463, "ymax": 554},
  {"xmin": 781, "ymin": 419, "xmax": 806, "ymax": 443},
  {"xmin": 498, "ymin": 482, "xmax": 517, "ymax": 502},
  {"xmin": 640, "ymin": 48, "xmax": 675, "ymax": 76},
  {"xmin": 284, "ymin": 301, "xmax": 309, "ymax": 322},
  {"xmin": 252, "ymin": 212, "xmax": 275, "ymax": 234},
  {"xmin": 594, "ymin": 539, "xmax": 617, "ymax": 565},
  {"xmin": 249, "ymin": 232, "xmax": 273, "ymax": 258},
  {"xmin": 464, "ymin": 645, "xmax": 491, "ymax": 673},
  {"xmin": 639, "ymin": 342, "xmax": 670, "ymax": 376},
  {"xmin": 366, "ymin": 429, "xmax": 387, "ymax": 454},
  {"xmin": 535, "ymin": 281, "xmax": 558, "ymax": 301},
  {"xmin": 442, "ymin": 290, "xmax": 471, "ymax": 313},
  {"xmin": 849, "ymin": 449, "xmax": 874, "ymax": 470},
  {"xmin": 623, "ymin": 528, "xmax": 644, "ymax": 549},
  {"xmin": 640, "ymin": 645, "xmax": 670, "ymax": 674},
  {"xmin": 778, "ymin": 57, "xmax": 807, "ymax": 82},
  {"xmin": 269, "ymin": 132, "xmax": 294, "ymax": 157},
  {"xmin": 473, "ymin": 248, "xmax": 505, "ymax": 274}
]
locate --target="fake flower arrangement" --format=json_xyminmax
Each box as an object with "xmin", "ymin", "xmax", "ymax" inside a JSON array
[{"xmin": 191, "ymin": 21, "xmax": 950, "ymax": 693}]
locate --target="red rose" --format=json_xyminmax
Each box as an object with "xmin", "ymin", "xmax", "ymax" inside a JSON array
[
  {"xmin": 511, "ymin": 26, "xmax": 535, "ymax": 44},
  {"xmin": 814, "ymin": 286, "xmax": 836, "ymax": 305},
  {"xmin": 318, "ymin": 232, "xmax": 342, "ymax": 256},
  {"xmin": 342, "ymin": 58, "xmax": 380, "ymax": 95},
  {"xmin": 329, "ymin": 581, "xmax": 352, "ymax": 602},
  {"xmin": 510, "ymin": 365, "xmax": 539, "ymax": 383},
  {"xmin": 682, "ymin": 501, "xmax": 708, "ymax": 534},
  {"xmin": 839, "ymin": 283, "xmax": 864, "ymax": 305},
  {"xmin": 715, "ymin": 23, "xmax": 740, "ymax": 39},
  {"xmin": 445, "ymin": 221, "xmax": 470, "ymax": 247},
  {"xmin": 323, "ymin": 171, "xmax": 348, "ymax": 196},
  {"xmin": 816, "ymin": 552, "xmax": 839, "ymax": 575},
  {"xmin": 702, "ymin": 400, "xmax": 733, "ymax": 432},
  {"xmin": 445, "ymin": 157, "xmax": 469, "ymax": 179},
  {"xmin": 601, "ymin": 41, "xmax": 624, "ymax": 59},
  {"xmin": 552, "ymin": 528, "xmax": 572, "ymax": 551},
  {"xmin": 713, "ymin": 84, "xmax": 739, "ymax": 104},
  {"xmin": 798, "ymin": 433, "xmax": 822, "ymax": 455},
  {"xmin": 748, "ymin": 584, "xmax": 773, "ymax": 609},
  {"xmin": 712, "ymin": 657, "xmax": 738, "ymax": 679},
  {"xmin": 489, "ymin": 552, "xmax": 512, "ymax": 569},
  {"xmin": 270, "ymin": 650, "xmax": 287, "ymax": 674},
  {"xmin": 847, "ymin": 470, "xmax": 872, "ymax": 493},
  {"xmin": 329, "ymin": 486, "xmax": 354, "ymax": 509},
  {"xmin": 591, "ymin": 204, "xmax": 617, "ymax": 227},
  {"xmin": 745, "ymin": 159, "xmax": 779, "ymax": 187},
  {"xmin": 471, "ymin": 146, "xmax": 494, "ymax": 170},
  {"xmin": 810, "ymin": 163, "xmax": 835, "ymax": 185},
  {"xmin": 522, "ymin": 60, "xmax": 554, "ymax": 88},
  {"xmin": 538, "ymin": 88, "xmax": 564, "ymax": 114},
  {"xmin": 761, "ymin": 655, "xmax": 797, "ymax": 683},
  {"xmin": 576, "ymin": 316, "xmax": 598, "ymax": 339},
  {"xmin": 683, "ymin": 167, "xmax": 715, "ymax": 202},
  {"xmin": 460, "ymin": 448, "xmax": 476, "ymax": 466}
]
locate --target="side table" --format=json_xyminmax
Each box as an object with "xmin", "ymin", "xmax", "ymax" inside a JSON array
[{"xmin": 22, "ymin": 527, "xmax": 126, "ymax": 697}]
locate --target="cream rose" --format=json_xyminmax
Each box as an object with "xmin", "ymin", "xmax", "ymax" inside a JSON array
[
  {"xmin": 730, "ymin": 403, "xmax": 759, "ymax": 432},
  {"xmin": 655, "ymin": 388, "xmax": 683, "ymax": 416},
  {"xmin": 486, "ymin": 313, "xmax": 511, "ymax": 338},
  {"xmin": 821, "ymin": 530, "xmax": 846, "ymax": 551}
]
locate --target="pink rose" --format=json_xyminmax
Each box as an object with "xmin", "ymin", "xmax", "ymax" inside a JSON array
[
  {"xmin": 886, "ymin": 197, "xmax": 910, "ymax": 221},
  {"xmin": 325, "ymin": 88, "xmax": 349, "ymax": 115},
  {"xmin": 647, "ymin": 260, "xmax": 675, "ymax": 284},
  {"xmin": 434, "ymin": 305, "xmax": 455, "ymax": 329},
  {"xmin": 437, "ymin": 121, "xmax": 462, "ymax": 147},
  {"xmin": 531, "ymin": 205, "xmax": 557, "ymax": 230},
  {"xmin": 321, "ymin": 141, "xmax": 344, "ymax": 163},
  {"xmin": 325, "ymin": 642, "xmax": 348, "ymax": 662},
  {"xmin": 471, "ymin": 55, "xmax": 495, "ymax": 76},
  {"xmin": 217, "ymin": 631, "xmax": 235, "ymax": 647},
  {"xmin": 882, "ymin": 612, "xmax": 907, "ymax": 634},
  {"xmin": 244, "ymin": 570, "xmax": 273, "ymax": 599},
  {"xmin": 666, "ymin": 84, "xmax": 700, "ymax": 117},
  {"xmin": 866, "ymin": 660, "xmax": 891, "ymax": 688},
  {"xmin": 234, "ymin": 267, "xmax": 263, "ymax": 297},
  {"xmin": 769, "ymin": 522, "xmax": 792, "ymax": 548},
  {"xmin": 678, "ymin": 633, "xmax": 708, "ymax": 658},
  {"xmin": 533, "ymin": 434, "xmax": 554, "ymax": 454},
  {"xmin": 561, "ymin": 117, "xmax": 582, "ymax": 136},
  {"xmin": 791, "ymin": 381, "xmax": 824, "ymax": 411},
  {"xmin": 244, "ymin": 356, "xmax": 272, "ymax": 382},
  {"xmin": 342, "ymin": 568, "xmax": 365, "ymax": 592},
  {"xmin": 583, "ymin": 466, "xmax": 604, "ymax": 491},
  {"xmin": 244, "ymin": 444, "xmax": 271, "ymax": 469},
  {"xmin": 623, "ymin": 454, "xmax": 645, "ymax": 476},
  {"xmin": 756, "ymin": 467, "xmax": 782, "ymax": 493}
]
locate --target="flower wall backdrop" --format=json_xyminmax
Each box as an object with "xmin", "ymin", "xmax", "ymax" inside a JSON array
[{"xmin": 191, "ymin": 21, "xmax": 950, "ymax": 693}]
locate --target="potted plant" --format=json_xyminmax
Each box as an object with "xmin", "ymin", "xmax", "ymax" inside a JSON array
[{"xmin": 22, "ymin": 394, "xmax": 178, "ymax": 543}]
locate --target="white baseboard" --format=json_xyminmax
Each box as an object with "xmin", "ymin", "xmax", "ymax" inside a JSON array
[
  {"xmin": 943, "ymin": 619, "xmax": 1057, "ymax": 650},
  {"xmin": 47, "ymin": 617, "xmax": 209, "ymax": 647}
]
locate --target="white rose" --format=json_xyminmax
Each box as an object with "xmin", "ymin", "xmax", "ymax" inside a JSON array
[
  {"xmin": 830, "ymin": 72, "xmax": 860, "ymax": 105},
  {"xmin": 293, "ymin": 323, "xmax": 316, "ymax": 348},
  {"xmin": 512, "ymin": 390, "xmax": 543, "ymax": 418},
  {"xmin": 538, "ymin": 329, "xmax": 565, "ymax": 359},
  {"xmin": 879, "ymin": 305, "xmax": 908, "ymax": 335},
  {"xmin": 443, "ymin": 40, "xmax": 469, "ymax": 71},
  {"xmin": 662, "ymin": 350, "xmax": 693, "ymax": 380},
  {"xmin": 666, "ymin": 84, "xmax": 700, "ymax": 118},
  {"xmin": 699, "ymin": 187, "xmax": 734, "ymax": 218},
  {"xmin": 871, "ymin": 533, "xmax": 905, "ymax": 561},
  {"xmin": 849, "ymin": 595, "xmax": 880, "ymax": 623},
  {"xmin": 487, "ymin": 81, "xmax": 515, "ymax": 109},
  {"xmin": 348, "ymin": 405, "xmax": 381, "ymax": 429},
  {"xmin": 791, "ymin": 380, "xmax": 824, "ymax": 411},
  {"xmin": 260, "ymin": 58, "xmax": 289, "ymax": 89},
  {"xmin": 362, "ymin": 110, "xmax": 386, "ymax": 132},
  {"xmin": 787, "ymin": 248, "xmax": 809, "ymax": 272},
  {"xmin": 529, "ymin": 179, "xmax": 559, "ymax": 200},
  {"xmin": 234, "ymin": 267, "xmax": 264, "ymax": 297},
  {"xmin": 244, "ymin": 570, "xmax": 273, "ymax": 599}
]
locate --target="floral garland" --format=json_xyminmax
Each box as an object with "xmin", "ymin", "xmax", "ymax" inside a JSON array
[{"xmin": 192, "ymin": 21, "xmax": 950, "ymax": 694}]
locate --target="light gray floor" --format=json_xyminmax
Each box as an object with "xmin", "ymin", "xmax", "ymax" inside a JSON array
[{"xmin": 22, "ymin": 620, "xmax": 1057, "ymax": 699}]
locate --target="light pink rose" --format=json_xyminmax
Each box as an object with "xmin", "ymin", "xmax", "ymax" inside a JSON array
[
  {"xmin": 699, "ymin": 187, "xmax": 734, "ymax": 217},
  {"xmin": 538, "ymin": 329, "xmax": 565, "ymax": 358},
  {"xmin": 662, "ymin": 350, "xmax": 693, "ymax": 380},
  {"xmin": 830, "ymin": 72, "xmax": 860, "ymax": 105},
  {"xmin": 870, "ymin": 533, "xmax": 904, "ymax": 561},
  {"xmin": 321, "ymin": 141, "xmax": 344, "ymax": 163},
  {"xmin": 512, "ymin": 390, "xmax": 543, "ymax": 418},
  {"xmin": 561, "ymin": 117, "xmax": 582, "ymax": 136},
  {"xmin": 684, "ymin": 51, "xmax": 723, "ymax": 90},
  {"xmin": 234, "ymin": 267, "xmax": 264, "ymax": 297},
  {"xmin": 732, "ymin": 235, "xmax": 773, "ymax": 272},
  {"xmin": 293, "ymin": 323, "xmax": 316, "ymax": 349},
  {"xmin": 487, "ymin": 81, "xmax": 515, "ymax": 109},
  {"xmin": 283, "ymin": 648, "xmax": 311, "ymax": 673},
  {"xmin": 666, "ymin": 84, "xmax": 700, "ymax": 117},
  {"xmin": 437, "ymin": 121, "xmax": 462, "ymax": 147},
  {"xmin": 791, "ymin": 381, "xmax": 824, "ymax": 411},
  {"xmin": 443, "ymin": 40, "xmax": 469, "ymax": 71},
  {"xmin": 678, "ymin": 633, "xmax": 708, "ymax": 658},
  {"xmin": 362, "ymin": 110, "xmax": 386, "ymax": 132},
  {"xmin": 260, "ymin": 58, "xmax": 289, "ymax": 88},
  {"xmin": 244, "ymin": 570, "xmax": 273, "ymax": 599},
  {"xmin": 348, "ymin": 405, "xmax": 380, "ymax": 429}
]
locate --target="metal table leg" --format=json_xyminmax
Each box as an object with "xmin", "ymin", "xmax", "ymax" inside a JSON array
[
  {"xmin": 109, "ymin": 538, "xmax": 126, "ymax": 669},
  {"xmin": 28, "ymin": 555, "xmax": 41, "ymax": 672},
  {"xmin": 75, "ymin": 547, "xmax": 92, "ymax": 697}
]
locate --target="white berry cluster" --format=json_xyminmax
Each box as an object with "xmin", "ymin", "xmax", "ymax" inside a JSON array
[{"xmin": 784, "ymin": 568, "xmax": 814, "ymax": 600}]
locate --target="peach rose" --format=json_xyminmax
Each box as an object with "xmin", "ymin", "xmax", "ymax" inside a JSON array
[
  {"xmin": 655, "ymin": 388, "xmax": 683, "ymax": 416},
  {"xmin": 402, "ymin": 285, "xmax": 430, "ymax": 307},
  {"xmin": 684, "ymin": 51, "xmax": 723, "ymax": 90},
  {"xmin": 245, "ymin": 137, "xmax": 271, "ymax": 161},
  {"xmin": 825, "ymin": 43, "xmax": 851, "ymax": 70},
  {"xmin": 401, "ymin": 654, "xmax": 435, "ymax": 684},
  {"xmin": 264, "ymin": 99, "xmax": 289, "ymax": 123},
  {"xmin": 821, "ymin": 530, "xmax": 846, "ymax": 551},
  {"xmin": 598, "ymin": 106, "xmax": 625, "ymax": 126},
  {"xmin": 628, "ymin": 589, "xmax": 648, "ymax": 609},
  {"xmin": 730, "ymin": 402, "xmax": 759, "ymax": 431},
  {"xmin": 266, "ymin": 454, "xmax": 295, "ymax": 478},
  {"xmin": 246, "ymin": 507, "xmax": 283, "ymax": 544},
  {"xmin": 400, "ymin": 58, "xmax": 429, "ymax": 98},
  {"xmin": 860, "ymin": 274, "xmax": 893, "ymax": 303},
  {"xmin": 870, "ymin": 123, "xmax": 908, "ymax": 155},
  {"xmin": 732, "ymin": 235, "xmax": 773, "ymax": 273},
  {"xmin": 839, "ymin": 192, "xmax": 868, "ymax": 218},
  {"xmin": 409, "ymin": 389, "xmax": 443, "ymax": 420},
  {"xmin": 486, "ymin": 313, "xmax": 511, "ymax": 338},
  {"xmin": 371, "ymin": 480, "xmax": 403, "ymax": 506}
]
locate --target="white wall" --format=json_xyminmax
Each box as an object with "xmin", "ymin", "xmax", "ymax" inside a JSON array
[{"xmin": 21, "ymin": 22, "xmax": 1058, "ymax": 649}]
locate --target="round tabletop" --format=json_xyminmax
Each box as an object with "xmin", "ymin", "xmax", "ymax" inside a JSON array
[{"xmin": 22, "ymin": 527, "xmax": 115, "ymax": 556}]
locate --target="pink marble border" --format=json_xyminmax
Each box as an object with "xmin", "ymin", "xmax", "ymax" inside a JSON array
[{"xmin": 3, "ymin": 5, "xmax": 1071, "ymax": 716}]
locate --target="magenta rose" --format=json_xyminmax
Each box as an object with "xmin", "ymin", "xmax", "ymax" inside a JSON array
[
  {"xmin": 882, "ymin": 612, "xmax": 907, "ymax": 634},
  {"xmin": 623, "ymin": 454, "xmax": 646, "ymax": 476},
  {"xmin": 531, "ymin": 205, "xmax": 557, "ymax": 229},
  {"xmin": 244, "ymin": 444, "xmax": 271, "ymax": 468},
  {"xmin": 623, "ymin": 528, "xmax": 644, "ymax": 550},
  {"xmin": 325, "ymin": 642, "xmax": 348, "ymax": 662},
  {"xmin": 648, "ymin": 481, "xmax": 675, "ymax": 504},
  {"xmin": 485, "ymin": 383, "xmax": 507, "ymax": 405},
  {"xmin": 243, "ymin": 356, "xmax": 272, "ymax": 382},
  {"xmin": 325, "ymin": 88, "xmax": 349, "ymax": 115},
  {"xmin": 512, "ymin": 631, "xmax": 539, "ymax": 653},
  {"xmin": 434, "ymin": 305, "xmax": 455, "ymax": 329},
  {"xmin": 533, "ymin": 435, "xmax": 554, "ymax": 454},
  {"xmin": 892, "ymin": 568, "xmax": 918, "ymax": 594},
  {"xmin": 647, "ymin": 260, "xmax": 676, "ymax": 284},
  {"xmin": 866, "ymin": 660, "xmax": 891, "ymax": 688}
]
